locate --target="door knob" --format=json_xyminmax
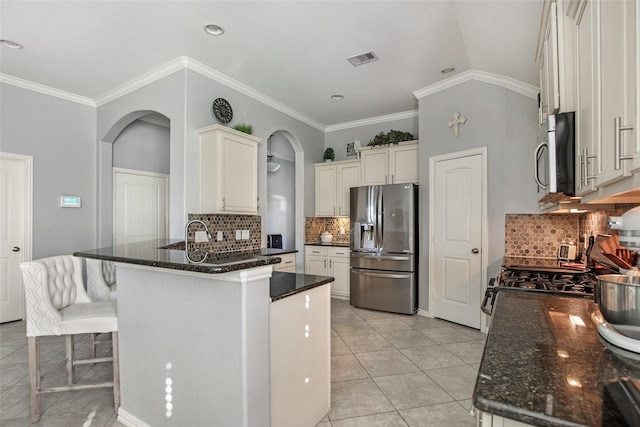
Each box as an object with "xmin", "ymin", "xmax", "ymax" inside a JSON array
[
  {"xmin": 12, "ymin": 247, "xmax": 20, "ymax": 252},
  {"xmin": 471, "ymin": 248, "xmax": 479, "ymax": 254}
]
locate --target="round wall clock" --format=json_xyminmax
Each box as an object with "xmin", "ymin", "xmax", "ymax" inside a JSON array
[{"xmin": 212, "ymin": 98, "xmax": 233, "ymax": 124}]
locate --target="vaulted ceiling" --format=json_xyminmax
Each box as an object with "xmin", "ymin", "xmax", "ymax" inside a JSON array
[{"xmin": 0, "ymin": 1, "xmax": 542, "ymax": 128}]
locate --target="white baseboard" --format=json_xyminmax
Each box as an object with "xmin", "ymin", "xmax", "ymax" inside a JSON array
[
  {"xmin": 330, "ymin": 293, "xmax": 350, "ymax": 301},
  {"xmin": 118, "ymin": 408, "xmax": 152, "ymax": 427}
]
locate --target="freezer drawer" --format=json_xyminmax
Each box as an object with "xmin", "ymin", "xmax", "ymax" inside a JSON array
[
  {"xmin": 350, "ymin": 252, "xmax": 414, "ymax": 272},
  {"xmin": 350, "ymin": 268, "xmax": 417, "ymax": 314}
]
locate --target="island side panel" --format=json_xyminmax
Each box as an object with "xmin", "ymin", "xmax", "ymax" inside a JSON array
[{"xmin": 115, "ymin": 264, "xmax": 271, "ymax": 427}]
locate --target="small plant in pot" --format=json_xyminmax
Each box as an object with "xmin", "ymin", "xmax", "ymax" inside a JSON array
[
  {"xmin": 233, "ymin": 123, "xmax": 253, "ymax": 135},
  {"xmin": 323, "ymin": 147, "xmax": 335, "ymax": 162}
]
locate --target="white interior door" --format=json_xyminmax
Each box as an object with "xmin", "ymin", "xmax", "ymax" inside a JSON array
[
  {"xmin": 431, "ymin": 150, "xmax": 485, "ymax": 329},
  {"xmin": 0, "ymin": 154, "xmax": 32, "ymax": 323},
  {"xmin": 114, "ymin": 168, "xmax": 168, "ymax": 246}
]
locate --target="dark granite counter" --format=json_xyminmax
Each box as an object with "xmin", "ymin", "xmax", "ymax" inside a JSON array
[
  {"xmin": 473, "ymin": 291, "xmax": 640, "ymax": 426},
  {"xmin": 74, "ymin": 238, "xmax": 286, "ymax": 274},
  {"xmin": 270, "ymin": 272, "xmax": 334, "ymax": 302},
  {"xmin": 305, "ymin": 242, "xmax": 350, "ymax": 247}
]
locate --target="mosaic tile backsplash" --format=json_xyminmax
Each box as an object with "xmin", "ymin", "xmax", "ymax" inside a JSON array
[
  {"xmin": 505, "ymin": 214, "xmax": 579, "ymax": 258},
  {"xmin": 305, "ymin": 217, "xmax": 351, "ymax": 244},
  {"xmin": 506, "ymin": 204, "xmax": 640, "ymax": 258},
  {"xmin": 187, "ymin": 213, "xmax": 261, "ymax": 254}
]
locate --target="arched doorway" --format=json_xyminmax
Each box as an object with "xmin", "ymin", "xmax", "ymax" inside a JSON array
[
  {"xmin": 98, "ymin": 111, "xmax": 170, "ymax": 247},
  {"xmin": 264, "ymin": 129, "xmax": 304, "ymax": 271}
]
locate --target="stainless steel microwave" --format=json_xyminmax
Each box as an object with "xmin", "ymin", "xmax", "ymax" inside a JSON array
[{"xmin": 534, "ymin": 112, "xmax": 575, "ymax": 202}]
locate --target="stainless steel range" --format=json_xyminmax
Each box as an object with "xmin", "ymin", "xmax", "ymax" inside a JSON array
[{"xmin": 481, "ymin": 258, "xmax": 597, "ymax": 315}]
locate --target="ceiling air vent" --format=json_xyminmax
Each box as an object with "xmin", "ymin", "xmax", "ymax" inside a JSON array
[{"xmin": 347, "ymin": 51, "xmax": 379, "ymax": 66}]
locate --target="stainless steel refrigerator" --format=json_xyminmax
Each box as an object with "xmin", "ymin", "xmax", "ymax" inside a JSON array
[{"xmin": 350, "ymin": 183, "xmax": 418, "ymax": 314}]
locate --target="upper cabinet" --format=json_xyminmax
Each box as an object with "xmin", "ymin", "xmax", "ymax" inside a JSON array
[
  {"xmin": 315, "ymin": 160, "xmax": 360, "ymax": 217},
  {"xmin": 359, "ymin": 141, "xmax": 419, "ymax": 186},
  {"xmin": 198, "ymin": 125, "xmax": 261, "ymax": 214},
  {"xmin": 572, "ymin": 0, "xmax": 639, "ymax": 201},
  {"xmin": 536, "ymin": 0, "xmax": 576, "ymax": 126}
]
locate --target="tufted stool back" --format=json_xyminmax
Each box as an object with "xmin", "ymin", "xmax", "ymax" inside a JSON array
[
  {"xmin": 21, "ymin": 255, "xmax": 91, "ymax": 337},
  {"xmin": 85, "ymin": 258, "xmax": 117, "ymax": 301}
]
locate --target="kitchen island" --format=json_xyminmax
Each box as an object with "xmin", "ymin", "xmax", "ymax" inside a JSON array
[
  {"xmin": 473, "ymin": 291, "xmax": 640, "ymax": 426},
  {"xmin": 74, "ymin": 239, "xmax": 333, "ymax": 427}
]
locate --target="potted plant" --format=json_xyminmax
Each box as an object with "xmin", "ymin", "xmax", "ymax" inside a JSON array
[
  {"xmin": 368, "ymin": 130, "xmax": 414, "ymax": 146},
  {"xmin": 323, "ymin": 147, "xmax": 335, "ymax": 162},
  {"xmin": 233, "ymin": 123, "xmax": 253, "ymax": 135}
]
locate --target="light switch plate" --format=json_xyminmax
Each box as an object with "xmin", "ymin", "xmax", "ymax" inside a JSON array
[
  {"xmin": 241, "ymin": 230, "xmax": 250, "ymax": 240},
  {"xmin": 236, "ymin": 230, "xmax": 242, "ymax": 240},
  {"xmin": 195, "ymin": 231, "xmax": 208, "ymax": 242}
]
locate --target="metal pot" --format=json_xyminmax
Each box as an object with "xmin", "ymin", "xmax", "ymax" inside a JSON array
[{"xmin": 596, "ymin": 274, "xmax": 640, "ymax": 340}]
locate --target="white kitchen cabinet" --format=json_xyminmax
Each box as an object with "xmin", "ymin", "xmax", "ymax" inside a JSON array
[
  {"xmin": 573, "ymin": 0, "xmax": 638, "ymax": 200},
  {"xmin": 270, "ymin": 283, "xmax": 331, "ymax": 427},
  {"xmin": 314, "ymin": 160, "xmax": 360, "ymax": 217},
  {"xmin": 593, "ymin": 0, "xmax": 637, "ymax": 187},
  {"xmin": 272, "ymin": 252, "xmax": 296, "ymax": 273},
  {"xmin": 198, "ymin": 124, "xmax": 261, "ymax": 214},
  {"xmin": 360, "ymin": 141, "xmax": 419, "ymax": 186},
  {"xmin": 536, "ymin": 1, "xmax": 575, "ymax": 126},
  {"xmin": 305, "ymin": 245, "xmax": 350, "ymax": 299},
  {"xmin": 574, "ymin": 0, "xmax": 598, "ymax": 196}
]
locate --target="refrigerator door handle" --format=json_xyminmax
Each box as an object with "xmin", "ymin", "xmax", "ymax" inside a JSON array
[
  {"xmin": 352, "ymin": 270, "xmax": 411, "ymax": 280},
  {"xmin": 351, "ymin": 253, "xmax": 411, "ymax": 261},
  {"xmin": 376, "ymin": 185, "xmax": 383, "ymax": 250}
]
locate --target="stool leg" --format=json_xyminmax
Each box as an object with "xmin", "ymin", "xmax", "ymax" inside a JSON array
[
  {"xmin": 28, "ymin": 336, "xmax": 41, "ymax": 423},
  {"xmin": 112, "ymin": 332, "xmax": 120, "ymax": 412},
  {"xmin": 65, "ymin": 335, "xmax": 75, "ymax": 385}
]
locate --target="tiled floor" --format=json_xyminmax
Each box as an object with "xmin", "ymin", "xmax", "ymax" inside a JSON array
[{"xmin": 1, "ymin": 298, "xmax": 485, "ymax": 426}]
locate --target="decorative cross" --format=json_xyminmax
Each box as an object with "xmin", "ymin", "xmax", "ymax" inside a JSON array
[{"xmin": 447, "ymin": 112, "xmax": 467, "ymax": 138}]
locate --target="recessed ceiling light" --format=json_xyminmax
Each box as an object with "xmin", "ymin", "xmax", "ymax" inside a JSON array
[
  {"xmin": 1, "ymin": 39, "xmax": 23, "ymax": 49},
  {"xmin": 441, "ymin": 67, "xmax": 455, "ymax": 74},
  {"xmin": 204, "ymin": 24, "xmax": 224, "ymax": 36},
  {"xmin": 330, "ymin": 94, "xmax": 344, "ymax": 100}
]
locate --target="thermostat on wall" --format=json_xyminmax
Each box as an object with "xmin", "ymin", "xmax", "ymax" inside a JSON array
[{"xmin": 60, "ymin": 196, "xmax": 82, "ymax": 208}]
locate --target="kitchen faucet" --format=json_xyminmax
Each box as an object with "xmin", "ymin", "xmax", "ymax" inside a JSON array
[{"xmin": 184, "ymin": 219, "xmax": 213, "ymax": 264}]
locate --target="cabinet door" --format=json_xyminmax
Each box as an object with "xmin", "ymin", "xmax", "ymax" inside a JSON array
[
  {"xmin": 221, "ymin": 136, "xmax": 258, "ymax": 213},
  {"xmin": 544, "ymin": 2, "xmax": 560, "ymax": 116},
  {"xmin": 329, "ymin": 256, "xmax": 350, "ymax": 298},
  {"xmin": 361, "ymin": 149, "xmax": 389, "ymax": 185},
  {"xmin": 270, "ymin": 284, "xmax": 331, "ymax": 426},
  {"xmin": 575, "ymin": 0, "xmax": 598, "ymax": 196},
  {"xmin": 337, "ymin": 162, "xmax": 360, "ymax": 217},
  {"xmin": 305, "ymin": 255, "xmax": 327, "ymax": 276},
  {"xmin": 595, "ymin": 0, "xmax": 634, "ymax": 186},
  {"xmin": 389, "ymin": 145, "xmax": 419, "ymax": 184},
  {"xmin": 315, "ymin": 165, "xmax": 337, "ymax": 216}
]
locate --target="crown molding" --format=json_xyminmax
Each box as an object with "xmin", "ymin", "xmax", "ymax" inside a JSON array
[
  {"xmin": 0, "ymin": 73, "xmax": 96, "ymax": 107},
  {"xmin": 413, "ymin": 70, "xmax": 539, "ymax": 100},
  {"xmin": 94, "ymin": 57, "xmax": 186, "ymax": 106},
  {"xmin": 183, "ymin": 57, "xmax": 325, "ymax": 132},
  {"xmin": 325, "ymin": 110, "xmax": 419, "ymax": 133}
]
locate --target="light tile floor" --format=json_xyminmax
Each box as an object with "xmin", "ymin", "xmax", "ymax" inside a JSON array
[{"xmin": 1, "ymin": 298, "xmax": 485, "ymax": 426}]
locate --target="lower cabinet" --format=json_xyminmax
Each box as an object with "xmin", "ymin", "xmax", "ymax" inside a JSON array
[
  {"xmin": 272, "ymin": 253, "xmax": 296, "ymax": 273},
  {"xmin": 304, "ymin": 245, "xmax": 350, "ymax": 299},
  {"xmin": 270, "ymin": 284, "xmax": 331, "ymax": 427}
]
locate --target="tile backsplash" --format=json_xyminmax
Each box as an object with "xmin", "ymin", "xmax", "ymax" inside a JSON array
[
  {"xmin": 305, "ymin": 217, "xmax": 350, "ymax": 244},
  {"xmin": 506, "ymin": 204, "xmax": 640, "ymax": 258},
  {"xmin": 505, "ymin": 214, "xmax": 578, "ymax": 258},
  {"xmin": 187, "ymin": 213, "xmax": 261, "ymax": 253}
]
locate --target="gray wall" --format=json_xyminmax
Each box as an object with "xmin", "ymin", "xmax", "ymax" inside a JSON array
[
  {"xmin": 418, "ymin": 80, "xmax": 539, "ymax": 311},
  {"xmin": 113, "ymin": 119, "xmax": 170, "ymax": 174},
  {"xmin": 324, "ymin": 117, "xmax": 419, "ymax": 161},
  {"xmin": 1, "ymin": 83, "xmax": 97, "ymax": 258}
]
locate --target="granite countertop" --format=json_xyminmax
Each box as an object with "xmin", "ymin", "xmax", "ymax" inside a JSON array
[
  {"xmin": 270, "ymin": 272, "xmax": 334, "ymax": 302},
  {"xmin": 73, "ymin": 238, "xmax": 291, "ymax": 274},
  {"xmin": 473, "ymin": 291, "xmax": 640, "ymax": 426},
  {"xmin": 305, "ymin": 242, "xmax": 350, "ymax": 247}
]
